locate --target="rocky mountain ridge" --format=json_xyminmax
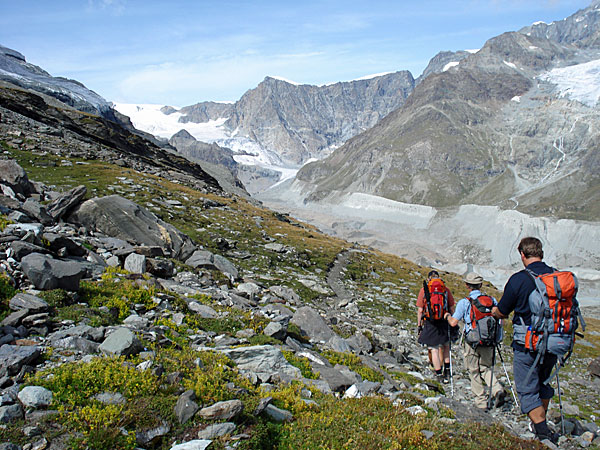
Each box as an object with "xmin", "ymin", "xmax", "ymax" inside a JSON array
[{"xmin": 290, "ymin": 1, "xmax": 600, "ymax": 222}]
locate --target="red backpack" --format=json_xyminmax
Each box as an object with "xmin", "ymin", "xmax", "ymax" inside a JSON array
[
  {"xmin": 423, "ymin": 278, "xmax": 448, "ymax": 321},
  {"xmin": 465, "ymin": 294, "xmax": 500, "ymax": 347}
]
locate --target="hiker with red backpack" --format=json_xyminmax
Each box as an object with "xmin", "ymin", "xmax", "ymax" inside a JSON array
[
  {"xmin": 492, "ymin": 237, "xmax": 585, "ymax": 444},
  {"xmin": 417, "ymin": 270, "xmax": 455, "ymax": 383},
  {"xmin": 444, "ymin": 272, "xmax": 506, "ymax": 410}
]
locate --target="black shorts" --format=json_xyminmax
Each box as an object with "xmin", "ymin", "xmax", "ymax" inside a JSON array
[{"xmin": 418, "ymin": 319, "xmax": 450, "ymax": 348}]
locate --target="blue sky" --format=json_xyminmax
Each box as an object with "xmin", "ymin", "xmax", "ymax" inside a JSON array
[{"xmin": 0, "ymin": 0, "xmax": 592, "ymax": 106}]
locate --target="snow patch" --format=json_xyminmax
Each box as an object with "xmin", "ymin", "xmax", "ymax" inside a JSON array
[
  {"xmin": 539, "ymin": 59, "xmax": 600, "ymax": 107},
  {"xmin": 352, "ymin": 72, "xmax": 393, "ymax": 81},
  {"xmin": 442, "ymin": 61, "xmax": 460, "ymax": 72},
  {"xmin": 511, "ymin": 96, "xmax": 521, "ymax": 103},
  {"xmin": 503, "ymin": 61, "xmax": 517, "ymax": 69},
  {"xmin": 465, "ymin": 49, "xmax": 479, "ymax": 54},
  {"xmin": 114, "ymin": 103, "xmax": 229, "ymax": 142},
  {"xmin": 270, "ymin": 76, "xmax": 301, "ymax": 85},
  {"xmin": 532, "ymin": 21, "xmax": 548, "ymax": 25},
  {"xmin": 529, "ymin": 46, "xmax": 539, "ymax": 50}
]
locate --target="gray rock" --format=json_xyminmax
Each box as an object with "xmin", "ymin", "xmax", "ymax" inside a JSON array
[
  {"xmin": 4, "ymin": 223, "xmax": 43, "ymax": 238},
  {"xmin": 589, "ymin": 356, "xmax": 600, "ymax": 377},
  {"xmin": 198, "ymin": 399, "xmax": 243, "ymax": 420},
  {"xmin": 187, "ymin": 302, "xmax": 217, "ymax": 318},
  {"xmin": 264, "ymin": 404, "xmax": 293, "ymax": 422},
  {"xmin": 343, "ymin": 381, "xmax": 381, "ymax": 399},
  {"xmin": 346, "ymin": 332, "xmax": 373, "ymax": 354},
  {"xmin": 52, "ymin": 336, "xmax": 99, "ymax": 354},
  {"xmin": 290, "ymin": 306, "xmax": 335, "ymax": 343},
  {"xmin": 9, "ymin": 293, "xmax": 48, "ymax": 312},
  {"xmin": 136, "ymin": 421, "xmax": 171, "ymax": 447},
  {"xmin": 169, "ymin": 440, "xmax": 212, "ymax": 450},
  {"xmin": 314, "ymin": 365, "xmax": 354, "ymax": 392},
  {"xmin": 253, "ymin": 397, "xmax": 273, "ymax": 416},
  {"xmin": 124, "ymin": 253, "xmax": 147, "ymax": 274},
  {"xmin": 42, "ymin": 232, "xmax": 86, "ymax": 257},
  {"xmin": 263, "ymin": 321, "xmax": 287, "ymax": 340},
  {"xmin": 93, "ymin": 392, "xmax": 126, "ymax": 405},
  {"xmin": 264, "ymin": 243, "xmax": 286, "ymax": 253},
  {"xmin": 237, "ymin": 282, "xmax": 260, "ymax": 297},
  {"xmin": 46, "ymin": 185, "xmax": 87, "ymax": 220},
  {"xmin": 0, "ymin": 344, "xmax": 41, "ymax": 377},
  {"xmin": 17, "ymin": 386, "xmax": 52, "ymax": 408},
  {"xmin": 9, "ymin": 241, "xmax": 49, "ymax": 261},
  {"xmin": 69, "ymin": 195, "xmax": 196, "ymax": 260},
  {"xmin": 1, "ymin": 309, "xmax": 29, "ymax": 327},
  {"xmin": 197, "ymin": 422, "xmax": 236, "ymax": 439},
  {"xmin": 20, "ymin": 253, "xmax": 87, "ymax": 291},
  {"xmin": 99, "ymin": 328, "xmax": 142, "ymax": 356},
  {"xmin": 147, "ymin": 258, "xmax": 174, "ymax": 278},
  {"xmin": 326, "ymin": 335, "xmax": 352, "ymax": 353},
  {"xmin": 269, "ymin": 285, "xmax": 300, "ymax": 304},
  {"xmin": 0, "ymin": 160, "xmax": 33, "ymax": 197},
  {"xmin": 0, "ymin": 403, "xmax": 24, "ymax": 423},
  {"xmin": 175, "ymin": 390, "xmax": 199, "ymax": 424},
  {"xmin": 218, "ymin": 345, "xmax": 301, "ymax": 382},
  {"xmin": 185, "ymin": 250, "xmax": 238, "ymax": 280},
  {"xmin": 21, "ymin": 199, "xmax": 53, "ymax": 225}
]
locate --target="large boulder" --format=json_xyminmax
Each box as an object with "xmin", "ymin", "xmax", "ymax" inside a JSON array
[
  {"xmin": 290, "ymin": 306, "xmax": 335, "ymax": 343},
  {"xmin": 218, "ymin": 345, "xmax": 301, "ymax": 382},
  {"xmin": 20, "ymin": 253, "xmax": 87, "ymax": 291},
  {"xmin": 0, "ymin": 344, "xmax": 41, "ymax": 377},
  {"xmin": 69, "ymin": 195, "xmax": 196, "ymax": 260},
  {"xmin": 99, "ymin": 327, "xmax": 143, "ymax": 357},
  {"xmin": 185, "ymin": 250, "xmax": 238, "ymax": 280},
  {"xmin": 46, "ymin": 185, "xmax": 87, "ymax": 220},
  {"xmin": 0, "ymin": 160, "xmax": 33, "ymax": 197}
]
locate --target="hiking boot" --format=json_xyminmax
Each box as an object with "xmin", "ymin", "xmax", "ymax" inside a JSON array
[
  {"xmin": 443, "ymin": 370, "xmax": 450, "ymax": 384},
  {"xmin": 536, "ymin": 431, "xmax": 559, "ymax": 445}
]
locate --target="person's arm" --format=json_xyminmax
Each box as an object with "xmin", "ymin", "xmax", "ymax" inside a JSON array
[
  {"xmin": 492, "ymin": 306, "xmax": 506, "ymax": 319},
  {"xmin": 417, "ymin": 288, "xmax": 425, "ymax": 326},
  {"xmin": 444, "ymin": 311, "xmax": 459, "ymax": 327}
]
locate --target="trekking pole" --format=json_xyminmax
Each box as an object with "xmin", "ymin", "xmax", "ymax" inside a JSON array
[
  {"xmin": 496, "ymin": 345, "xmax": 519, "ymax": 410},
  {"xmin": 556, "ymin": 362, "xmax": 565, "ymax": 435},
  {"xmin": 447, "ymin": 324, "xmax": 454, "ymax": 398},
  {"xmin": 487, "ymin": 344, "xmax": 497, "ymax": 410}
]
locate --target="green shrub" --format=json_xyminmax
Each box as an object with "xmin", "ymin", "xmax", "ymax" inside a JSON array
[
  {"xmin": 282, "ymin": 351, "xmax": 319, "ymax": 379},
  {"xmin": 322, "ymin": 350, "xmax": 385, "ymax": 383},
  {"xmin": 0, "ymin": 273, "xmax": 16, "ymax": 321}
]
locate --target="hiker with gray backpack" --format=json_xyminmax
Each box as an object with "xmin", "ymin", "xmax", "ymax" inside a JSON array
[
  {"xmin": 492, "ymin": 237, "xmax": 585, "ymax": 444},
  {"xmin": 444, "ymin": 272, "xmax": 507, "ymax": 410}
]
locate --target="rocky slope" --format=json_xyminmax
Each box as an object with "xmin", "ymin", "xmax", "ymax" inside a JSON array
[
  {"xmin": 292, "ymin": 2, "xmax": 600, "ymax": 222},
  {"xmin": 1, "ymin": 76, "xmax": 599, "ymax": 450}
]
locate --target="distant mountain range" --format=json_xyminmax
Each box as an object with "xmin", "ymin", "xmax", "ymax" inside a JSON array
[
  {"xmin": 292, "ymin": 0, "xmax": 600, "ymax": 221},
  {"xmin": 2, "ymin": 1, "xmax": 599, "ymax": 222}
]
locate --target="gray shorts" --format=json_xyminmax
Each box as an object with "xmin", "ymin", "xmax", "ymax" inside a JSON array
[{"xmin": 513, "ymin": 349, "xmax": 557, "ymax": 414}]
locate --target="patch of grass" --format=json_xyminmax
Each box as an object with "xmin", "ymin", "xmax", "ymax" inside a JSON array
[
  {"xmin": 322, "ymin": 350, "xmax": 385, "ymax": 383},
  {"xmin": 282, "ymin": 351, "xmax": 319, "ymax": 379},
  {"xmin": 0, "ymin": 273, "xmax": 17, "ymax": 321}
]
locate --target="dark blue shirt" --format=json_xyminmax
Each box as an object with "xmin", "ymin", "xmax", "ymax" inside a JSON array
[{"xmin": 498, "ymin": 261, "xmax": 555, "ymax": 326}]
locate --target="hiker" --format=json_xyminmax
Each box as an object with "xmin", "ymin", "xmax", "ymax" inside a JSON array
[
  {"xmin": 444, "ymin": 272, "xmax": 506, "ymax": 410},
  {"xmin": 492, "ymin": 237, "xmax": 559, "ymax": 443},
  {"xmin": 417, "ymin": 270, "xmax": 455, "ymax": 383}
]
